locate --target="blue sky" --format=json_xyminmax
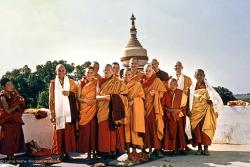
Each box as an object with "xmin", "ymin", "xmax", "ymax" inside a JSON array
[{"xmin": 0, "ymin": 0, "xmax": 249, "ymax": 93}]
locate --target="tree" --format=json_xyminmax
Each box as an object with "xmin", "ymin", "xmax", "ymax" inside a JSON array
[
  {"xmin": 37, "ymin": 90, "xmax": 49, "ymax": 108},
  {"xmin": 74, "ymin": 61, "xmax": 91, "ymax": 81},
  {"xmin": 213, "ymin": 86, "xmax": 237, "ymax": 105},
  {"xmin": 3, "ymin": 65, "xmax": 34, "ymax": 108},
  {"xmin": 1, "ymin": 60, "xmax": 90, "ymax": 108}
]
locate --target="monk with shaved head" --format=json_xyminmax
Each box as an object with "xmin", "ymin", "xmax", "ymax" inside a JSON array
[
  {"xmin": 77, "ymin": 67, "xmax": 98, "ymax": 159},
  {"xmin": 189, "ymin": 69, "xmax": 223, "ymax": 155},
  {"xmin": 151, "ymin": 58, "xmax": 170, "ymax": 88},
  {"xmin": 129, "ymin": 58, "xmax": 145, "ymax": 82},
  {"xmin": 123, "ymin": 68, "xmax": 145, "ymax": 154},
  {"xmin": 161, "ymin": 78, "xmax": 187, "ymax": 155},
  {"xmin": 174, "ymin": 61, "xmax": 193, "ymax": 151},
  {"xmin": 142, "ymin": 64, "xmax": 166, "ymax": 157},
  {"xmin": 49, "ymin": 64, "xmax": 78, "ymax": 161},
  {"xmin": 96, "ymin": 64, "xmax": 128, "ymax": 158}
]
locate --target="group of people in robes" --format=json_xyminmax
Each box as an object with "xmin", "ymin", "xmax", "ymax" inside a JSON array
[{"xmin": 0, "ymin": 57, "xmax": 223, "ymax": 163}]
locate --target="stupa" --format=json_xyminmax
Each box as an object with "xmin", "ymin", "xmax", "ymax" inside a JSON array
[{"xmin": 121, "ymin": 14, "xmax": 148, "ymax": 69}]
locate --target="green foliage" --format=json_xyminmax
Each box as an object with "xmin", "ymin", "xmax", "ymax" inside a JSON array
[
  {"xmin": 37, "ymin": 90, "xmax": 49, "ymax": 108},
  {"xmin": 1, "ymin": 60, "xmax": 90, "ymax": 108},
  {"xmin": 74, "ymin": 61, "xmax": 91, "ymax": 81},
  {"xmin": 213, "ymin": 86, "xmax": 237, "ymax": 105}
]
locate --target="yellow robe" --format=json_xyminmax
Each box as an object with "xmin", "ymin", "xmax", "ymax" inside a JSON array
[
  {"xmin": 131, "ymin": 71, "xmax": 145, "ymax": 82},
  {"xmin": 97, "ymin": 76, "xmax": 128, "ymax": 123},
  {"xmin": 190, "ymin": 89, "xmax": 217, "ymax": 141},
  {"xmin": 124, "ymin": 80, "xmax": 145, "ymax": 147},
  {"xmin": 97, "ymin": 76, "xmax": 128, "ymax": 152}
]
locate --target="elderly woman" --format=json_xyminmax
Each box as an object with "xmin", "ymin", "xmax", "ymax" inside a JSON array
[{"xmin": 142, "ymin": 64, "xmax": 166, "ymax": 156}]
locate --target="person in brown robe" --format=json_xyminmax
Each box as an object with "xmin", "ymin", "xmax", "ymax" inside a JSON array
[
  {"xmin": 0, "ymin": 78, "xmax": 25, "ymax": 162},
  {"xmin": 49, "ymin": 64, "xmax": 78, "ymax": 161},
  {"xmin": 123, "ymin": 68, "xmax": 145, "ymax": 154},
  {"xmin": 129, "ymin": 58, "xmax": 145, "ymax": 82},
  {"xmin": 189, "ymin": 69, "xmax": 222, "ymax": 155},
  {"xmin": 96, "ymin": 64, "xmax": 128, "ymax": 158},
  {"xmin": 77, "ymin": 67, "xmax": 97, "ymax": 159},
  {"xmin": 151, "ymin": 59, "xmax": 171, "ymax": 88},
  {"xmin": 142, "ymin": 64, "xmax": 166, "ymax": 157},
  {"xmin": 174, "ymin": 61, "xmax": 193, "ymax": 151},
  {"xmin": 161, "ymin": 78, "xmax": 187, "ymax": 154}
]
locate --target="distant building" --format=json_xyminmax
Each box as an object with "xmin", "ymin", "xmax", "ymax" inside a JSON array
[{"xmin": 121, "ymin": 14, "xmax": 148, "ymax": 69}]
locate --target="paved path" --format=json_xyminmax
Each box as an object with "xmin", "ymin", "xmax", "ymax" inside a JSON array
[{"xmin": 0, "ymin": 144, "xmax": 250, "ymax": 167}]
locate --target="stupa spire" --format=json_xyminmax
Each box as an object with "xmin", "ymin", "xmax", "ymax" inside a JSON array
[
  {"xmin": 126, "ymin": 14, "xmax": 142, "ymax": 47},
  {"xmin": 130, "ymin": 13, "xmax": 137, "ymax": 35},
  {"xmin": 121, "ymin": 14, "xmax": 148, "ymax": 69}
]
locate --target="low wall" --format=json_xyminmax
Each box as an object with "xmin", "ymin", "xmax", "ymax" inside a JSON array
[
  {"xmin": 21, "ymin": 106, "xmax": 250, "ymax": 149},
  {"xmin": 22, "ymin": 113, "xmax": 53, "ymax": 148},
  {"xmin": 213, "ymin": 106, "xmax": 250, "ymax": 144}
]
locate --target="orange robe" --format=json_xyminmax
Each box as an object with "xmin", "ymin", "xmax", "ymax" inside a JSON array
[
  {"xmin": 49, "ymin": 79, "xmax": 78, "ymax": 155},
  {"xmin": 97, "ymin": 76, "xmax": 128, "ymax": 153},
  {"xmin": 95, "ymin": 73, "xmax": 102, "ymax": 81},
  {"xmin": 162, "ymin": 89, "xmax": 187, "ymax": 151},
  {"xmin": 0, "ymin": 90, "xmax": 25, "ymax": 156},
  {"xmin": 131, "ymin": 71, "xmax": 145, "ymax": 83},
  {"xmin": 77, "ymin": 79, "xmax": 97, "ymax": 153},
  {"xmin": 124, "ymin": 80, "xmax": 145, "ymax": 147},
  {"xmin": 143, "ymin": 74, "xmax": 166, "ymax": 149}
]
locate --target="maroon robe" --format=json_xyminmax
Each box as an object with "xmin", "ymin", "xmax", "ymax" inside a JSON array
[
  {"xmin": 156, "ymin": 69, "xmax": 170, "ymax": 82},
  {"xmin": 161, "ymin": 89, "xmax": 186, "ymax": 151},
  {"xmin": 192, "ymin": 119, "xmax": 211, "ymax": 146},
  {"xmin": 142, "ymin": 74, "xmax": 165, "ymax": 149},
  {"xmin": 51, "ymin": 123, "xmax": 76, "ymax": 154},
  {"xmin": 76, "ymin": 79, "xmax": 98, "ymax": 153},
  {"xmin": 77, "ymin": 118, "xmax": 97, "ymax": 153},
  {"xmin": 0, "ymin": 89, "xmax": 25, "ymax": 156},
  {"xmin": 49, "ymin": 79, "xmax": 77, "ymax": 155},
  {"xmin": 97, "ymin": 76, "xmax": 126, "ymax": 153}
]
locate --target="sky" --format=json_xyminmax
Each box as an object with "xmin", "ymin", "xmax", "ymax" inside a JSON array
[{"xmin": 0, "ymin": 0, "xmax": 249, "ymax": 94}]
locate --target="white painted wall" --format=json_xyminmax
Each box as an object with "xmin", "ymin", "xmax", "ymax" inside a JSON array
[
  {"xmin": 3, "ymin": 105, "xmax": 249, "ymax": 151},
  {"xmin": 22, "ymin": 113, "xmax": 53, "ymax": 148},
  {"xmin": 213, "ymin": 106, "xmax": 250, "ymax": 144},
  {"xmin": 22, "ymin": 105, "xmax": 250, "ymax": 148}
]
